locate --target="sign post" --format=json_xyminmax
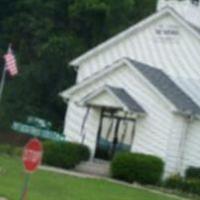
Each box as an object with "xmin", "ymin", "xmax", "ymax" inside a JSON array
[{"xmin": 20, "ymin": 138, "xmax": 43, "ymax": 200}]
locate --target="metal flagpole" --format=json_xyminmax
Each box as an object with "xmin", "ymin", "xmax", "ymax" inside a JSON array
[{"xmin": 0, "ymin": 65, "xmax": 6, "ymax": 102}]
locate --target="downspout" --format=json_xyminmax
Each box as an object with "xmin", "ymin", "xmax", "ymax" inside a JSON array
[{"xmin": 177, "ymin": 114, "xmax": 193, "ymax": 175}]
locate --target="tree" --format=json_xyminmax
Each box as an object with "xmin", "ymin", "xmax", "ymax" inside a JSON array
[{"xmin": 0, "ymin": 0, "xmax": 157, "ymax": 131}]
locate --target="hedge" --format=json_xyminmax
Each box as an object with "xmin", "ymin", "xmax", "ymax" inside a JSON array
[
  {"xmin": 186, "ymin": 167, "xmax": 200, "ymax": 180},
  {"xmin": 43, "ymin": 141, "xmax": 90, "ymax": 169},
  {"xmin": 164, "ymin": 175, "xmax": 200, "ymax": 196},
  {"xmin": 163, "ymin": 175, "xmax": 184, "ymax": 189},
  {"xmin": 111, "ymin": 152, "xmax": 164, "ymax": 185},
  {"xmin": 0, "ymin": 144, "xmax": 22, "ymax": 157}
]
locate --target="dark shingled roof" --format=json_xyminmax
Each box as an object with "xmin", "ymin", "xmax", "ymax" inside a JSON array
[
  {"xmin": 127, "ymin": 58, "xmax": 200, "ymax": 115},
  {"xmin": 189, "ymin": 23, "xmax": 200, "ymax": 35},
  {"xmin": 106, "ymin": 86, "xmax": 146, "ymax": 114}
]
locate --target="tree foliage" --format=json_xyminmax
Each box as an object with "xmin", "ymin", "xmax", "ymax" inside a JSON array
[{"xmin": 0, "ymin": 0, "xmax": 156, "ymax": 131}]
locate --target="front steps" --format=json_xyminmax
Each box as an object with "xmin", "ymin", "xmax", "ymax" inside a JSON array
[{"xmin": 75, "ymin": 159, "xmax": 110, "ymax": 177}]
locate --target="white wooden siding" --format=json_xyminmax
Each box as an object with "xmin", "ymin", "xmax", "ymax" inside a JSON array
[
  {"xmin": 157, "ymin": 0, "xmax": 200, "ymax": 28},
  {"xmin": 88, "ymin": 91, "xmax": 122, "ymax": 109},
  {"xmin": 64, "ymin": 9, "xmax": 200, "ymax": 177},
  {"xmin": 172, "ymin": 78, "xmax": 200, "ymax": 174},
  {"xmin": 64, "ymin": 102, "xmax": 87, "ymax": 143},
  {"xmin": 77, "ymin": 14, "xmax": 200, "ymax": 82},
  {"xmin": 64, "ymin": 65, "xmax": 180, "ymax": 175},
  {"xmin": 181, "ymin": 120, "xmax": 200, "ymax": 174},
  {"xmin": 164, "ymin": 115, "xmax": 187, "ymax": 177}
]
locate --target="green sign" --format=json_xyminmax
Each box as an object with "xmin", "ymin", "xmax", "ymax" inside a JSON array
[
  {"xmin": 12, "ymin": 122, "xmax": 66, "ymax": 142},
  {"xmin": 27, "ymin": 116, "xmax": 52, "ymax": 129}
]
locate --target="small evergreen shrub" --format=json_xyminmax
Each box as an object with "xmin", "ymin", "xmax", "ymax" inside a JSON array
[
  {"xmin": 43, "ymin": 141, "xmax": 90, "ymax": 169},
  {"xmin": 111, "ymin": 152, "xmax": 164, "ymax": 185},
  {"xmin": 186, "ymin": 167, "xmax": 200, "ymax": 180}
]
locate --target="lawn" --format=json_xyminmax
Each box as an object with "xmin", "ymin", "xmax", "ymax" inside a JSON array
[{"xmin": 0, "ymin": 156, "xmax": 186, "ymax": 200}]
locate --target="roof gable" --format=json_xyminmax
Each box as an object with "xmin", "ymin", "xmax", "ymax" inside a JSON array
[
  {"xmin": 128, "ymin": 59, "xmax": 200, "ymax": 116},
  {"xmin": 60, "ymin": 59, "xmax": 125, "ymax": 98},
  {"xmin": 61, "ymin": 58, "xmax": 200, "ymax": 116},
  {"xmin": 79, "ymin": 85, "xmax": 146, "ymax": 114},
  {"xmin": 70, "ymin": 7, "xmax": 200, "ymax": 67}
]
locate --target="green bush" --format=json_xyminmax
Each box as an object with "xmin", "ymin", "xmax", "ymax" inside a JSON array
[
  {"xmin": 164, "ymin": 175, "xmax": 200, "ymax": 196},
  {"xmin": 43, "ymin": 141, "xmax": 90, "ymax": 169},
  {"xmin": 0, "ymin": 144, "xmax": 11, "ymax": 155},
  {"xmin": 0, "ymin": 144, "xmax": 22, "ymax": 157},
  {"xmin": 111, "ymin": 152, "xmax": 164, "ymax": 185},
  {"xmin": 164, "ymin": 174, "xmax": 184, "ymax": 190},
  {"xmin": 13, "ymin": 147, "xmax": 23, "ymax": 157},
  {"xmin": 77, "ymin": 144, "xmax": 90, "ymax": 161},
  {"xmin": 186, "ymin": 167, "xmax": 200, "ymax": 180},
  {"xmin": 184, "ymin": 179, "xmax": 200, "ymax": 195}
]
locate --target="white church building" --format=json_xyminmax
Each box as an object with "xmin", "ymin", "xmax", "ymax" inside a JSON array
[{"xmin": 60, "ymin": 0, "xmax": 200, "ymax": 177}]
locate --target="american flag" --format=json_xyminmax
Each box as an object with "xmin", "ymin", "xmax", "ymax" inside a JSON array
[{"xmin": 4, "ymin": 45, "xmax": 18, "ymax": 76}]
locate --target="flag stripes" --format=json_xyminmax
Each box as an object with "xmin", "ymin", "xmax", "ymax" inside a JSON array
[{"xmin": 4, "ymin": 46, "xmax": 18, "ymax": 76}]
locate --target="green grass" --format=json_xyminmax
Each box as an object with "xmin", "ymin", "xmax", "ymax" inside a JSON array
[{"xmin": 0, "ymin": 156, "xmax": 184, "ymax": 200}]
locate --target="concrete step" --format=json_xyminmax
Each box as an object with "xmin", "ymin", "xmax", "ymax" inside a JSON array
[{"xmin": 75, "ymin": 159, "xmax": 110, "ymax": 177}]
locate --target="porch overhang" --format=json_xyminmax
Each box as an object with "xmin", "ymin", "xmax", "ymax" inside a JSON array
[{"xmin": 78, "ymin": 85, "xmax": 146, "ymax": 115}]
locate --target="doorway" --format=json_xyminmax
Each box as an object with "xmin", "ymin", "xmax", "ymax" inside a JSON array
[{"xmin": 95, "ymin": 108, "xmax": 136, "ymax": 160}]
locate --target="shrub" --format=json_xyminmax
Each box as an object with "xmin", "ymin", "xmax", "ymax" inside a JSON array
[
  {"xmin": 184, "ymin": 179, "xmax": 200, "ymax": 195},
  {"xmin": 43, "ymin": 141, "xmax": 90, "ymax": 169},
  {"xmin": 0, "ymin": 144, "xmax": 22, "ymax": 157},
  {"xmin": 186, "ymin": 167, "xmax": 200, "ymax": 180},
  {"xmin": 111, "ymin": 152, "xmax": 164, "ymax": 185},
  {"xmin": 0, "ymin": 144, "xmax": 11, "ymax": 155},
  {"xmin": 164, "ymin": 174, "xmax": 184, "ymax": 190},
  {"xmin": 164, "ymin": 175, "xmax": 200, "ymax": 196},
  {"xmin": 77, "ymin": 144, "xmax": 90, "ymax": 161},
  {"xmin": 14, "ymin": 147, "xmax": 23, "ymax": 157}
]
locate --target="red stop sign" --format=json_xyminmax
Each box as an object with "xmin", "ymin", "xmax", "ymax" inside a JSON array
[{"xmin": 22, "ymin": 138, "xmax": 43, "ymax": 173}]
